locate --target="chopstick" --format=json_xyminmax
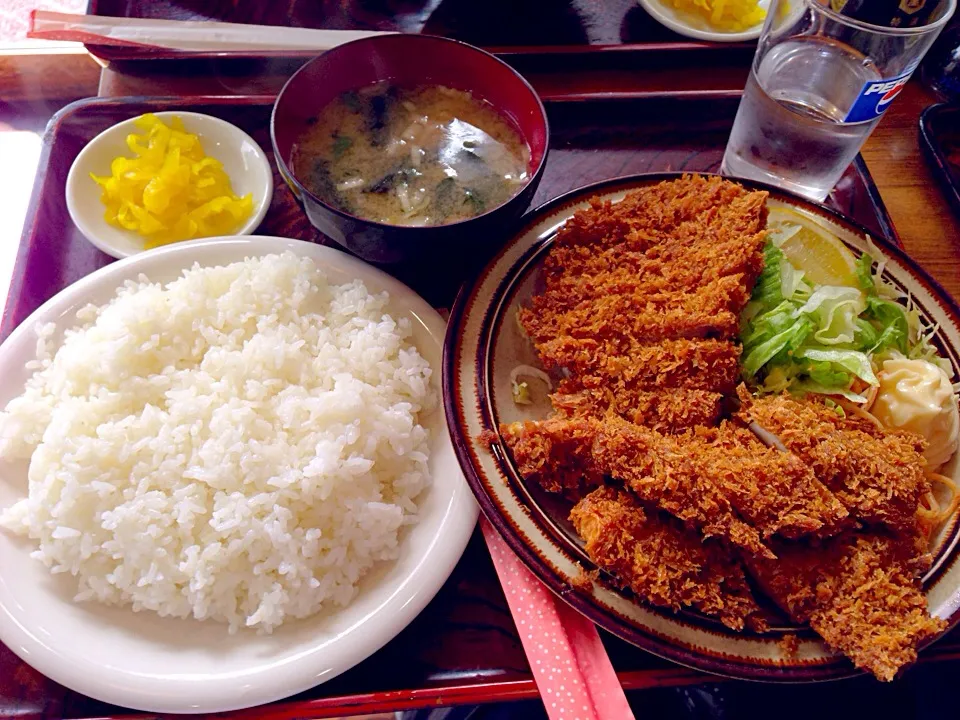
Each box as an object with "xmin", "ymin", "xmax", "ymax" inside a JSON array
[
  {"xmin": 728, "ymin": 396, "xmax": 789, "ymax": 452},
  {"xmin": 29, "ymin": 11, "xmax": 393, "ymax": 53},
  {"xmin": 481, "ymin": 520, "xmax": 635, "ymax": 720}
]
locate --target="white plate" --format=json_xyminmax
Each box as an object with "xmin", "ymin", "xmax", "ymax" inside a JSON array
[
  {"xmin": 638, "ymin": 0, "xmax": 770, "ymax": 41},
  {"xmin": 0, "ymin": 236, "xmax": 478, "ymax": 714},
  {"xmin": 65, "ymin": 112, "xmax": 273, "ymax": 260}
]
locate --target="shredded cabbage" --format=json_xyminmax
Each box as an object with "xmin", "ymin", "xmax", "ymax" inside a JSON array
[{"xmin": 740, "ymin": 237, "xmax": 916, "ymax": 402}]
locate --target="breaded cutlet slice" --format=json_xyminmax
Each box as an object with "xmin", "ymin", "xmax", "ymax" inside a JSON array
[
  {"xmin": 532, "ymin": 337, "xmax": 740, "ymax": 394},
  {"xmin": 551, "ymin": 382, "xmax": 725, "ymax": 433},
  {"xmin": 593, "ymin": 417, "xmax": 850, "ymax": 559},
  {"xmin": 520, "ymin": 274, "xmax": 751, "ymax": 346},
  {"xmin": 493, "ymin": 417, "xmax": 603, "ymax": 499},
  {"xmin": 571, "ymin": 486, "xmax": 768, "ymax": 632},
  {"xmin": 520, "ymin": 176, "xmax": 768, "ymax": 354},
  {"xmin": 497, "ymin": 415, "xmax": 849, "ymax": 557},
  {"xmin": 745, "ymin": 533, "xmax": 944, "ymax": 681},
  {"xmin": 533, "ymin": 236, "xmax": 768, "ymax": 319},
  {"xmin": 736, "ymin": 388, "xmax": 931, "ymax": 536},
  {"xmin": 542, "ymin": 174, "xmax": 768, "ymax": 257}
]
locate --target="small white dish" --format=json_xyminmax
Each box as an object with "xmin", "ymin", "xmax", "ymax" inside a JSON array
[
  {"xmin": 65, "ymin": 112, "xmax": 273, "ymax": 259},
  {"xmin": 0, "ymin": 236, "xmax": 478, "ymax": 714},
  {"xmin": 638, "ymin": 0, "xmax": 770, "ymax": 41}
]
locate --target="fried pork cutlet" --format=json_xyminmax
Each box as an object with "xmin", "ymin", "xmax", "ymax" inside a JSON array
[
  {"xmin": 521, "ymin": 274, "xmax": 750, "ymax": 345},
  {"xmin": 745, "ymin": 533, "xmax": 944, "ymax": 681},
  {"xmin": 541, "ymin": 174, "xmax": 768, "ymax": 259},
  {"xmin": 487, "ymin": 175, "xmax": 946, "ymax": 678},
  {"xmin": 551, "ymin": 382, "xmax": 724, "ymax": 433},
  {"xmin": 536, "ymin": 234, "xmax": 768, "ymax": 309},
  {"xmin": 736, "ymin": 389, "xmax": 931, "ymax": 536},
  {"xmin": 532, "ymin": 337, "xmax": 741, "ymax": 394},
  {"xmin": 498, "ymin": 414, "xmax": 849, "ymax": 557},
  {"xmin": 571, "ymin": 486, "xmax": 767, "ymax": 632},
  {"xmin": 521, "ymin": 176, "xmax": 768, "ymax": 351},
  {"xmin": 495, "ymin": 417, "xmax": 603, "ymax": 499},
  {"xmin": 592, "ymin": 416, "xmax": 849, "ymax": 558}
]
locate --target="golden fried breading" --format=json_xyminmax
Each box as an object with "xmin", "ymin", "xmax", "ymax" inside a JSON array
[
  {"xmin": 495, "ymin": 417, "xmax": 603, "ymax": 499},
  {"xmin": 593, "ymin": 417, "xmax": 849, "ymax": 558},
  {"xmin": 521, "ymin": 274, "xmax": 749, "ymax": 346},
  {"xmin": 551, "ymin": 381, "xmax": 724, "ymax": 433},
  {"xmin": 531, "ymin": 268, "xmax": 756, "ymax": 326},
  {"xmin": 571, "ymin": 486, "xmax": 768, "ymax": 632},
  {"xmin": 520, "ymin": 177, "xmax": 768, "ymax": 359},
  {"xmin": 539, "ymin": 234, "xmax": 768, "ymax": 302},
  {"xmin": 736, "ymin": 388, "xmax": 931, "ymax": 535},
  {"xmin": 746, "ymin": 533, "xmax": 945, "ymax": 681},
  {"xmin": 532, "ymin": 337, "xmax": 741, "ymax": 393},
  {"xmin": 544, "ymin": 174, "xmax": 768, "ymax": 257}
]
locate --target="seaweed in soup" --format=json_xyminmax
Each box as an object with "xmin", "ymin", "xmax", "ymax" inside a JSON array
[{"xmin": 365, "ymin": 85, "xmax": 399, "ymax": 147}]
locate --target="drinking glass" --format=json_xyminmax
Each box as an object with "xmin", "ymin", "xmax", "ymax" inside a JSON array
[{"xmin": 721, "ymin": 0, "xmax": 956, "ymax": 201}]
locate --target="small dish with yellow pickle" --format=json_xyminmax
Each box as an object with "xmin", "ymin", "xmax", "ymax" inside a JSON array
[
  {"xmin": 66, "ymin": 111, "xmax": 272, "ymax": 259},
  {"xmin": 637, "ymin": 0, "xmax": 771, "ymax": 42}
]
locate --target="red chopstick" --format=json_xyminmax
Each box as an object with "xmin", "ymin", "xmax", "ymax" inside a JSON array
[{"xmin": 481, "ymin": 520, "xmax": 635, "ymax": 720}]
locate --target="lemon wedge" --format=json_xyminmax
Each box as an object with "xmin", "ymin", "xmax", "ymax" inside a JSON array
[{"xmin": 768, "ymin": 208, "xmax": 859, "ymax": 288}]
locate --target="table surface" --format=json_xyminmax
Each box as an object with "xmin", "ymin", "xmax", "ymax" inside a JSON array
[{"xmin": 1, "ymin": 15, "xmax": 960, "ymax": 718}]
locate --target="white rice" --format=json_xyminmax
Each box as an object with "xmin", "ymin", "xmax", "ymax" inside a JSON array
[{"xmin": 0, "ymin": 252, "xmax": 434, "ymax": 633}]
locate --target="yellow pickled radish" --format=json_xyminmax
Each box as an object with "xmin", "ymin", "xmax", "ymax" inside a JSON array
[
  {"xmin": 90, "ymin": 113, "xmax": 253, "ymax": 247},
  {"xmin": 666, "ymin": 0, "xmax": 767, "ymax": 31}
]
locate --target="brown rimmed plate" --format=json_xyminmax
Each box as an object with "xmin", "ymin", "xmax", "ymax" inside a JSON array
[{"xmin": 443, "ymin": 172, "xmax": 960, "ymax": 681}]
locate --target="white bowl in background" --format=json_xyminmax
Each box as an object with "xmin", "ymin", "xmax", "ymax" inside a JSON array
[
  {"xmin": 638, "ymin": 0, "xmax": 770, "ymax": 42},
  {"xmin": 65, "ymin": 112, "xmax": 273, "ymax": 259}
]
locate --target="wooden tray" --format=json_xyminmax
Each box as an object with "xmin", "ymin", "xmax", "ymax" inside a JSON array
[
  {"xmin": 2, "ymin": 92, "xmax": 914, "ymax": 720},
  {"xmin": 82, "ymin": 0, "xmax": 754, "ymax": 62}
]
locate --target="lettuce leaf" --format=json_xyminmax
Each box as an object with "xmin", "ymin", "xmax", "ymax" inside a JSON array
[
  {"xmin": 742, "ymin": 316, "xmax": 813, "ymax": 378},
  {"xmin": 855, "ymin": 318, "xmax": 880, "ymax": 348},
  {"xmin": 806, "ymin": 360, "xmax": 851, "ymax": 388},
  {"xmin": 740, "ymin": 234, "xmax": 895, "ymax": 400},
  {"xmin": 742, "ymin": 231, "xmax": 951, "ymax": 404},
  {"xmin": 855, "ymin": 252, "xmax": 876, "ymax": 295},
  {"xmin": 741, "ymin": 300, "xmax": 798, "ymax": 348},
  {"xmin": 789, "ymin": 381, "xmax": 869, "ymax": 403},
  {"xmin": 794, "ymin": 347, "xmax": 878, "ymax": 386},
  {"xmin": 864, "ymin": 296, "xmax": 909, "ymax": 354},
  {"xmin": 780, "ymin": 255, "xmax": 806, "ymax": 301},
  {"xmin": 796, "ymin": 286, "xmax": 865, "ymax": 345},
  {"xmin": 753, "ymin": 243, "xmax": 800, "ymax": 309}
]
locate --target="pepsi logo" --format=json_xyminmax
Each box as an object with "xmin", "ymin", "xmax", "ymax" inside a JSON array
[{"xmin": 875, "ymin": 79, "xmax": 908, "ymax": 112}]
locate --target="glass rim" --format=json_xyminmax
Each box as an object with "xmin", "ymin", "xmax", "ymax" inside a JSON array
[{"xmin": 807, "ymin": 0, "xmax": 957, "ymax": 36}]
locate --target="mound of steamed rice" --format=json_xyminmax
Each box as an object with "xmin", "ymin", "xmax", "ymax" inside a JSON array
[{"xmin": 0, "ymin": 252, "xmax": 434, "ymax": 633}]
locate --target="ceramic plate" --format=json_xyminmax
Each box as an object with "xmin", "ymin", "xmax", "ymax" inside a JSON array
[
  {"xmin": 637, "ymin": 0, "xmax": 771, "ymax": 42},
  {"xmin": 0, "ymin": 236, "xmax": 478, "ymax": 713},
  {"xmin": 443, "ymin": 173, "xmax": 960, "ymax": 681},
  {"xmin": 65, "ymin": 112, "xmax": 273, "ymax": 259}
]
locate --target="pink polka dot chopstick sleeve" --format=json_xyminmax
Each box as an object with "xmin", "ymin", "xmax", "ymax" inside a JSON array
[{"xmin": 481, "ymin": 519, "xmax": 635, "ymax": 720}]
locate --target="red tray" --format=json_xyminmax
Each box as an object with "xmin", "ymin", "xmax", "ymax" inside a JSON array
[
  {"xmin": 2, "ymin": 92, "xmax": 922, "ymax": 720},
  {"xmin": 920, "ymin": 103, "xmax": 960, "ymax": 221},
  {"xmin": 82, "ymin": 0, "xmax": 754, "ymax": 61}
]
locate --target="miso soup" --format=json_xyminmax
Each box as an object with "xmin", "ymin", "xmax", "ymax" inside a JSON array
[{"xmin": 291, "ymin": 83, "xmax": 531, "ymax": 226}]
